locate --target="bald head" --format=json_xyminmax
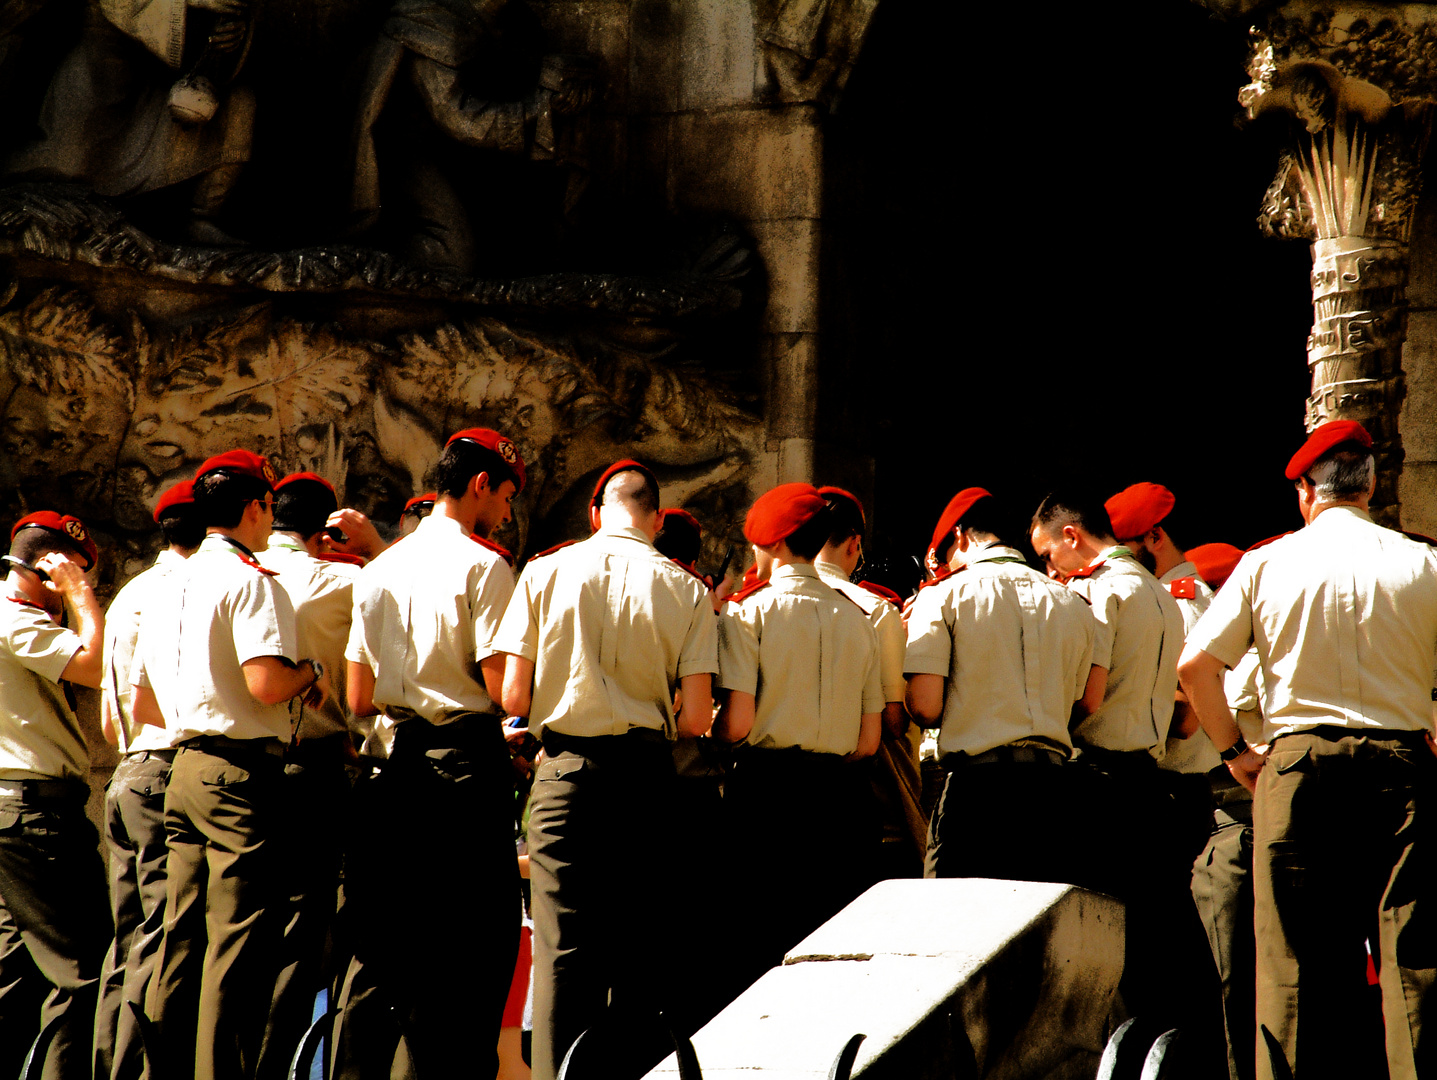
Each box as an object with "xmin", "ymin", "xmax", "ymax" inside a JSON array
[{"xmin": 593, "ymin": 468, "xmax": 661, "ymax": 536}]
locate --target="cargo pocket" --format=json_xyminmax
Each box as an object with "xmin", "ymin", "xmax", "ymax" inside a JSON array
[
  {"xmin": 1269, "ymin": 747, "xmax": 1312, "ymax": 775},
  {"xmin": 130, "ymin": 771, "xmax": 169, "ymax": 801},
  {"xmin": 424, "ymin": 747, "xmax": 476, "ymax": 784},
  {"xmin": 535, "ymin": 758, "xmax": 584, "ymax": 784},
  {"xmin": 198, "ymin": 766, "xmax": 251, "ymax": 787}
]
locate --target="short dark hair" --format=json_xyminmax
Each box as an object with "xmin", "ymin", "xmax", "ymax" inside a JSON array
[
  {"xmin": 1031, "ymin": 490, "xmax": 1115, "ymax": 543},
  {"xmin": 158, "ymin": 506, "xmax": 206, "ymax": 550},
  {"xmin": 433, "ymin": 440, "xmax": 520, "ymax": 499},
  {"xmin": 273, "ymin": 479, "xmax": 339, "ymax": 538},
  {"xmin": 194, "ymin": 470, "xmax": 272, "ymax": 529},
  {"xmin": 956, "ymin": 496, "xmax": 1009, "ymax": 546},
  {"xmin": 823, "ymin": 491, "xmax": 865, "ymax": 547},
  {"xmin": 654, "ymin": 513, "xmax": 701, "ymax": 564},
  {"xmin": 785, "ymin": 506, "xmax": 833, "ymax": 560},
  {"xmin": 599, "ymin": 469, "xmax": 660, "ymax": 515},
  {"xmin": 8, "ymin": 528, "xmax": 84, "ymax": 569}
]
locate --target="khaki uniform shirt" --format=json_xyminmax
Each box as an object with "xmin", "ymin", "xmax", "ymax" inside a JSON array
[
  {"xmin": 492, "ymin": 526, "xmax": 718, "ymax": 738},
  {"xmin": 1066, "ymin": 546, "xmax": 1185, "ymax": 758},
  {"xmin": 260, "ymin": 539, "xmax": 359, "ymax": 741},
  {"xmin": 346, "ymin": 513, "xmax": 512, "ymax": 725},
  {"xmin": 717, "ymin": 562, "xmax": 884, "ymax": 755},
  {"xmin": 904, "ymin": 544, "xmax": 1095, "ymax": 757},
  {"xmin": 102, "ymin": 547, "xmax": 185, "ymax": 755},
  {"xmin": 1157, "ymin": 560, "xmax": 1220, "ymax": 775},
  {"xmin": 1189, "ymin": 506, "xmax": 1437, "ymax": 741},
  {"xmin": 133, "ymin": 534, "xmax": 299, "ymax": 742},
  {"xmin": 0, "ymin": 579, "xmax": 87, "ymax": 781},
  {"xmin": 1226, "ymin": 648, "xmax": 1265, "ymax": 747},
  {"xmin": 815, "ymin": 559, "xmax": 906, "ymax": 703}
]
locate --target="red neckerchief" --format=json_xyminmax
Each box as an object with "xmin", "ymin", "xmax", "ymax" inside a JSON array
[
  {"xmin": 856, "ymin": 580, "xmax": 902, "ymax": 606},
  {"xmin": 727, "ymin": 578, "xmax": 770, "ymax": 604}
]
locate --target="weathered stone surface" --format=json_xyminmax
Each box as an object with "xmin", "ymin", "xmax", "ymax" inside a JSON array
[
  {"xmin": 646, "ymin": 879, "xmax": 1123, "ymax": 1080},
  {"xmin": 668, "ymin": 106, "xmax": 823, "ymax": 221},
  {"xmin": 752, "ymin": 217, "xmax": 821, "ymax": 334}
]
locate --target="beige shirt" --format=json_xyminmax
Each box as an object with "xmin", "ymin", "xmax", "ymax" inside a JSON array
[
  {"xmin": 492, "ymin": 526, "xmax": 718, "ymax": 738},
  {"xmin": 1157, "ymin": 560, "xmax": 1221, "ymax": 774},
  {"xmin": 134, "ymin": 535, "xmax": 299, "ymax": 742},
  {"xmin": 717, "ymin": 561, "xmax": 884, "ymax": 755},
  {"xmin": 102, "ymin": 547, "xmax": 186, "ymax": 755},
  {"xmin": 1066, "ymin": 546, "xmax": 1185, "ymax": 758},
  {"xmin": 1189, "ymin": 506, "xmax": 1437, "ymax": 741},
  {"xmin": 260, "ymin": 539, "xmax": 358, "ymax": 741},
  {"xmin": 815, "ymin": 559, "xmax": 906, "ymax": 703},
  {"xmin": 0, "ymin": 579, "xmax": 88, "ymax": 781},
  {"xmin": 1226, "ymin": 648, "xmax": 1265, "ymax": 747},
  {"xmin": 346, "ymin": 513, "xmax": 512, "ymax": 725},
  {"xmin": 905, "ymin": 544, "xmax": 1095, "ymax": 757}
]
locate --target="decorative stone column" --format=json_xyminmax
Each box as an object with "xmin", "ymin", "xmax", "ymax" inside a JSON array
[{"xmin": 1228, "ymin": 9, "xmax": 1437, "ymax": 526}]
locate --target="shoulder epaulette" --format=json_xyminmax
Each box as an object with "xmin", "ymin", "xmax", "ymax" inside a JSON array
[
  {"xmin": 470, "ymin": 534, "xmax": 514, "ymax": 567},
  {"xmin": 1065, "ymin": 558, "xmax": 1106, "ymax": 581},
  {"xmin": 317, "ymin": 551, "xmax": 367, "ymax": 567},
  {"xmin": 234, "ymin": 550, "xmax": 278, "ymax": 576},
  {"xmin": 6, "ymin": 596, "xmax": 44, "ymax": 612},
  {"xmin": 528, "ymin": 539, "xmax": 577, "ymax": 562},
  {"xmin": 915, "ymin": 564, "xmax": 958, "ymax": 594},
  {"xmin": 1403, "ymin": 530, "xmax": 1437, "ymax": 548},
  {"xmin": 832, "ymin": 588, "xmax": 867, "ymax": 614},
  {"xmin": 727, "ymin": 579, "xmax": 770, "ymax": 604},
  {"xmin": 1168, "ymin": 576, "xmax": 1196, "ymax": 600},
  {"xmin": 670, "ymin": 559, "xmax": 713, "ymax": 590},
  {"xmin": 855, "ymin": 580, "xmax": 902, "ymax": 606},
  {"xmin": 1246, "ymin": 532, "xmax": 1292, "ymax": 553}
]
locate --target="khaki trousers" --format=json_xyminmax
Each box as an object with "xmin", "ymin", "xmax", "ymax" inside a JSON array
[
  {"xmin": 145, "ymin": 741, "xmax": 286, "ymax": 1080},
  {"xmin": 0, "ymin": 782, "xmax": 109, "ymax": 1080},
  {"xmin": 1254, "ymin": 728, "xmax": 1436, "ymax": 1080},
  {"xmin": 94, "ymin": 751, "xmax": 173, "ymax": 1080}
]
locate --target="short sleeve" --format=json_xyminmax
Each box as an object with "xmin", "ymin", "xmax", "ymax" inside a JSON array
[
  {"xmin": 903, "ymin": 586, "xmax": 952, "ymax": 678},
  {"xmin": 1187, "ymin": 557, "xmax": 1257, "ymax": 669},
  {"xmin": 716, "ymin": 603, "xmax": 760, "ymax": 695},
  {"xmin": 2, "ymin": 604, "xmax": 81, "ymax": 684},
  {"xmin": 1081, "ymin": 583, "xmax": 1117, "ymax": 671},
  {"xmin": 677, "ymin": 588, "xmax": 719, "ymax": 679},
  {"xmin": 345, "ymin": 576, "xmax": 377, "ymax": 669},
  {"xmin": 860, "ymin": 642, "xmax": 884, "ymax": 714},
  {"xmin": 1074, "ymin": 604, "xmax": 1097, "ymax": 701},
  {"xmin": 231, "ymin": 576, "xmax": 297, "ymax": 665},
  {"xmin": 490, "ymin": 565, "xmax": 541, "ymax": 663},
  {"xmin": 472, "ymin": 558, "xmax": 516, "ymax": 662},
  {"xmin": 871, "ymin": 601, "xmax": 907, "ymax": 703}
]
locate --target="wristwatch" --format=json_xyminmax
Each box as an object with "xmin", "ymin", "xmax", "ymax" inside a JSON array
[
  {"xmin": 304, "ymin": 658, "xmax": 325, "ymax": 686},
  {"xmin": 1218, "ymin": 738, "xmax": 1249, "ymax": 762}
]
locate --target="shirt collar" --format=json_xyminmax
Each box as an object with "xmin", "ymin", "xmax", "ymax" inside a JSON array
[
  {"xmin": 1160, "ymin": 560, "xmax": 1197, "ymax": 584},
  {"xmin": 1098, "ymin": 544, "xmax": 1135, "ymax": 564},
  {"xmin": 595, "ymin": 525, "xmax": 657, "ymax": 549},
  {"xmin": 968, "ymin": 543, "xmax": 1027, "ymax": 567},
  {"xmin": 771, "ymin": 562, "xmax": 820, "ymax": 583},
  {"xmin": 154, "ymin": 548, "xmax": 188, "ymax": 570},
  {"xmin": 1310, "ymin": 504, "xmax": 1374, "ymax": 526},
  {"xmin": 813, "ymin": 558, "xmax": 850, "ymax": 581},
  {"xmin": 202, "ymin": 534, "xmax": 258, "ymax": 560},
  {"xmin": 416, "ymin": 512, "xmax": 469, "ymax": 539}
]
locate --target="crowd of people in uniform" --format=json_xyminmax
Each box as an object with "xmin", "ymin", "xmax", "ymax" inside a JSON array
[{"xmin": 0, "ymin": 417, "xmax": 1431, "ymax": 1080}]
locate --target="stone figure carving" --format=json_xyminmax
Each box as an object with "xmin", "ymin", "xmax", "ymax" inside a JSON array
[
  {"xmin": 348, "ymin": 0, "xmax": 597, "ymax": 272},
  {"xmin": 6, "ymin": 0, "xmax": 255, "ymax": 244},
  {"xmin": 758, "ymin": 0, "xmax": 879, "ymax": 108}
]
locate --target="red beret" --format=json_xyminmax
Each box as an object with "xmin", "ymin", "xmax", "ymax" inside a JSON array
[
  {"xmin": 1105, "ymin": 483, "xmax": 1176, "ymax": 541},
  {"xmin": 1187, "ymin": 542, "xmax": 1244, "ymax": 591},
  {"xmin": 659, "ymin": 508, "xmax": 702, "ymax": 534},
  {"xmin": 11, "ymin": 511, "xmax": 98, "ymax": 570},
  {"xmin": 744, "ymin": 483, "xmax": 828, "ymax": 547},
  {"xmin": 590, "ymin": 459, "xmax": 659, "ymax": 512},
  {"xmin": 403, "ymin": 492, "xmax": 437, "ymax": 515},
  {"xmin": 275, "ymin": 471, "xmax": 335, "ymax": 495},
  {"xmin": 153, "ymin": 480, "xmax": 195, "ymax": 523},
  {"xmin": 445, "ymin": 428, "xmax": 526, "ymax": 492},
  {"xmin": 195, "ymin": 449, "xmax": 278, "ymax": 488},
  {"xmin": 1285, "ymin": 420, "xmax": 1373, "ymax": 481},
  {"xmin": 927, "ymin": 488, "xmax": 992, "ymax": 562},
  {"xmin": 818, "ymin": 486, "xmax": 866, "ymax": 524}
]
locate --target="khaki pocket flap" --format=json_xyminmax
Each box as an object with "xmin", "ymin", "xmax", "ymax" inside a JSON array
[
  {"xmin": 130, "ymin": 773, "xmax": 169, "ymax": 798},
  {"xmin": 198, "ymin": 766, "xmax": 251, "ymax": 787},
  {"xmin": 1272, "ymin": 747, "xmax": 1312, "ymax": 775},
  {"xmin": 536, "ymin": 758, "xmax": 584, "ymax": 783}
]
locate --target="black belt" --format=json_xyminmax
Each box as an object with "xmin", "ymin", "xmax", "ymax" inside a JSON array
[
  {"xmin": 179, "ymin": 735, "xmax": 285, "ymax": 758},
  {"xmin": 123, "ymin": 748, "xmax": 178, "ymax": 764},
  {"xmin": 0, "ymin": 777, "xmax": 88, "ymax": 800},
  {"xmin": 543, "ymin": 728, "xmax": 670, "ymax": 758},
  {"xmin": 392, "ymin": 713, "xmax": 503, "ymax": 754},
  {"xmin": 1075, "ymin": 746, "xmax": 1157, "ymax": 773},
  {"xmin": 943, "ymin": 744, "xmax": 1068, "ymax": 769},
  {"xmin": 1275, "ymin": 724, "xmax": 1431, "ymax": 747}
]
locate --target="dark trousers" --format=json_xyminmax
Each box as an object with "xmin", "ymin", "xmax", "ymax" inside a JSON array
[
  {"xmin": 332, "ymin": 715, "xmax": 518, "ymax": 1080},
  {"xmin": 146, "ymin": 741, "xmax": 287, "ymax": 1080},
  {"xmin": 722, "ymin": 749, "xmax": 879, "ymax": 995},
  {"xmin": 0, "ymin": 781, "xmax": 109, "ymax": 1080},
  {"xmin": 925, "ymin": 751, "xmax": 1074, "ymax": 883},
  {"xmin": 255, "ymin": 741, "xmax": 350, "ymax": 1080},
  {"xmin": 1254, "ymin": 727, "xmax": 1437, "ymax": 1080},
  {"xmin": 1193, "ymin": 774, "xmax": 1255, "ymax": 1080},
  {"xmin": 527, "ymin": 733, "xmax": 683, "ymax": 1080},
  {"xmin": 95, "ymin": 751, "xmax": 173, "ymax": 1080}
]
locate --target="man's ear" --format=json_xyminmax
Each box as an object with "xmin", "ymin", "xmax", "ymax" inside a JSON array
[
  {"xmin": 470, "ymin": 471, "xmax": 491, "ymax": 499},
  {"xmin": 1061, "ymin": 523, "xmax": 1081, "ymax": 547},
  {"xmin": 847, "ymin": 535, "xmax": 862, "ymax": 559},
  {"xmin": 588, "ymin": 504, "xmax": 603, "ymax": 532}
]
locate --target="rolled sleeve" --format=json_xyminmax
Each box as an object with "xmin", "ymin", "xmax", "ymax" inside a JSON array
[
  {"xmin": 677, "ymin": 595, "xmax": 719, "ymax": 678},
  {"xmin": 7, "ymin": 608, "xmax": 81, "ymax": 684},
  {"xmin": 490, "ymin": 568, "xmax": 540, "ymax": 663},
  {"xmin": 716, "ymin": 605, "xmax": 759, "ymax": 695},
  {"xmin": 860, "ymin": 648, "xmax": 884, "ymax": 714},
  {"xmin": 1080, "ymin": 586, "xmax": 1116, "ymax": 671},
  {"xmin": 903, "ymin": 588, "xmax": 951, "ymax": 678},
  {"xmin": 872, "ymin": 603, "xmax": 907, "ymax": 703},
  {"xmin": 231, "ymin": 577, "xmax": 296, "ymax": 665},
  {"xmin": 473, "ymin": 560, "xmax": 516, "ymax": 662}
]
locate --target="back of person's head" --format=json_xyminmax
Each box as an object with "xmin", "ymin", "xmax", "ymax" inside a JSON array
[
  {"xmin": 159, "ymin": 506, "xmax": 206, "ymax": 550},
  {"xmin": 8, "ymin": 528, "xmax": 81, "ymax": 570},
  {"xmin": 821, "ymin": 488, "xmax": 866, "ymax": 547},
  {"xmin": 654, "ymin": 509, "xmax": 701, "ymax": 563},
  {"xmin": 956, "ymin": 495, "xmax": 1009, "ymax": 546},
  {"xmin": 1308, "ymin": 448, "xmax": 1375, "ymax": 501},
  {"xmin": 272, "ymin": 474, "xmax": 339, "ymax": 538},
  {"xmin": 435, "ymin": 429, "xmax": 525, "ymax": 498},
  {"xmin": 194, "ymin": 470, "xmax": 271, "ymax": 529},
  {"xmin": 1031, "ymin": 490, "xmax": 1115, "ymax": 543},
  {"xmin": 600, "ymin": 468, "xmax": 660, "ymax": 517},
  {"xmin": 784, "ymin": 505, "xmax": 833, "ymax": 560}
]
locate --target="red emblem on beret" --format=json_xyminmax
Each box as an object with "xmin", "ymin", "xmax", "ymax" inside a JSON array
[
  {"xmin": 1285, "ymin": 420, "xmax": 1373, "ymax": 481},
  {"xmin": 1105, "ymin": 482, "xmax": 1176, "ymax": 541},
  {"xmin": 743, "ymin": 483, "xmax": 828, "ymax": 547},
  {"xmin": 10, "ymin": 511, "xmax": 99, "ymax": 570},
  {"xmin": 445, "ymin": 428, "xmax": 527, "ymax": 492},
  {"xmin": 195, "ymin": 449, "xmax": 279, "ymax": 489},
  {"xmin": 927, "ymin": 488, "xmax": 992, "ymax": 564}
]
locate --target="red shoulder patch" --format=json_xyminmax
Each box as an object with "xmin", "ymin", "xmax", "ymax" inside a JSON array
[
  {"xmin": 233, "ymin": 551, "xmax": 278, "ymax": 576},
  {"xmin": 856, "ymin": 580, "xmax": 902, "ymax": 606},
  {"xmin": 727, "ymin": 579, "xmax": 770, "ymax": 605},
  {"xmin": 470, "ymin": 534, "xmax": 515, "ymax": 567},
  {"xmin": 1168, "ymin": 576, "xmax": 1197, "ymax": 600},
  {"xmin": 1403, "ymin": 531, "xmax": 1437, "ymax": 548},
  {"xmin": 1246, "ymin": 532, "xmax": 1292, "ymax": 553},
  {"xmin": 6, "ymin": 596, "xmax": 45, "ymax": 612},
  {"xmin": 915, "ymin": 564, "xmax": 959, "ymax": 594},
  {"xmin": 528, "ymin": 539, "xmax": 578, "ymax": 561},
  {"xmin": 670, "ymin": 559, "xmax": 713, "ymax": 590},
  {"xmin": 317, "ymin": 552, "xmax": 367, "ymax": 567},
  {"xmin": 1064, "ymin": 558, "xmax": 1106, "ymax": 581}
]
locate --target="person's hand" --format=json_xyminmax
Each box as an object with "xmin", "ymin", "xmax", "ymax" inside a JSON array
[
  {"xmin": 323, "ymin": 509, "xmax": 387, "ymax": 561},
  {"xmin": 36, "ymin": 553, "xmax": 89, "ymax": 602},
  {"xmin": 302, "ymin": 662, "xmax": 330, "ymax": 710},
  {"xmin": 1228, "ymin": 744, "xmax": 1268, "ymax": 794}
]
